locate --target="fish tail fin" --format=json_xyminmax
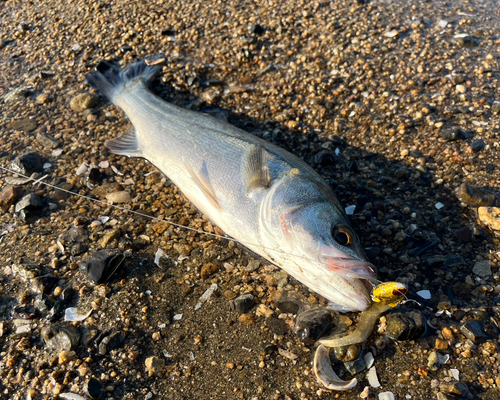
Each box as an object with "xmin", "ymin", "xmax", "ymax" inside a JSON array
[{"xmin": 85, "ymin": 56, "xmax": 164, "ymax": 103}]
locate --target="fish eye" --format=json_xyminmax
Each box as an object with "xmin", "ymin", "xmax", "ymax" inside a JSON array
[
  {"xmin": 393, "ymin": 288, "xmax": 407, "ymax": 296},
  {"xmin": 332, "ymin": 226, "xmax": 352, "ymax": 246}
]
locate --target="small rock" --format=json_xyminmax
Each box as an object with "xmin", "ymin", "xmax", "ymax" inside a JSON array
[
  {"xmin": 15, "ymin": 193, "xmax": 42, "ymax": 214},
  {"xmin": 265, "ymin": 317, "xmax": 288, "ymax": 335},
  {"xmin": 256, "ymin": 304, "xmax": 273, "ymax": 318},
  {"xmin": 201, "ymin": 263, "xmax": 218, "ymax": 279},
  {"xmin": 8, "ymin": 117, "xmax": 37, "ymax": 132},
  {"xmin": 455, "ymin": 84, "xmax": 466, "ymax": 94},
  {"xmin": 478, "ymin": 207, "xmax": 500, "ymax": 232},
  {"xmin": 385, "ymin": 309, "xmax": 426, "ymax": 341},
  {"xmin": 441, "ymin": 327, "xmax": 454, "ymax": 340},
  {"xmin": 455, "ymin": 226, "xmax": 472, "ymax": 243},
  {"xmin": 455, "ymin": 34, "xmax": 478, "ymax": 47},
  {"xmin": 99, "ymin": 229, "xmax": 121, "ymax": 248},
  {"xmin": 469, "ymin": 139, "xmax": 485, "ymax": 152},
  {"xmin": 231, "ymin": 294, "xmax": 255, "ymax": 314},
  {"xmin": 460, "ymin": 320, "xmax": 490, "ymax": 343},
  {"xmin": 80, "ymin": 250, "xmax": 125, "ymax": 284},
  {"xmin": 0, "ymin": 186, "xmax": 23, "ymax": 213},
  {"xmin": 12, "ymin": 152, "xmax": 45, "ymax": 174},
  {"xmin": 105, "ymin": 191, "xmax": 132, "ymax": 203},
  {"xmin": 239, "ymin": 313, "xmax": 255, "ymax": 325},
  {"xmin": 276, "ymin": 298, "xmax": 301, "ymax": 315},
  {"xmin": 458, "ymin": 183, "xmax": 500, "ymax": 207},
  {"xmin": 249, "ymin": 24, "xmax": 265, "ymax": 35},
  {"xmin": 60, "ymin": 225, "xmax": 88, "ymax": 244},
  {"xmin": 331, "ymin": 343, "xmax": 362, "ymax": 362},
  {"xmin": 440, "ymin": 382, "xmax": 471, "ymax": 397},
  {"xmin": 41, "ymin": 324, "xmax": 80, "ymax": 351},
  {"xmin": 427, "ymin": 351, "xmax": 440, "ymax": 371},
  {"xmin": 87, "ymin": 377, "xmax": 105, "ymax": 399},
  {"xmin": 58, "ymin": 350, "xmax": 76, "ymax": 364},
  {"xmin": 435, "ymin": 338, "xmax": 449, "ymax": 350},
  {"xmin": 294, "ymin": 308, "xmax": 332, "ymax": 346},
  {"xmin": 223, "ymin": 290, "xmax": 237, "ymax": 300},
  {"xmin": 472, "ymin": 260, "xmax": 492, "ymax": 277},
  {"xmin": 344, "ymin": 357, "xmax": 365, "ymax": 375},
  {"xmin": 273, "ymin": 271, "xmax": 289, "ymax": 287},
  {"xmin": 4, "ymin": 87, "xmax": 29, "ymax": 102},
  {"xmin": 443, "ymin": 254, "xmax": 466, "ymax": 268},
  {"xmin": 70, "ymin": 93, "xmax": 97, "ymax": 112},
  {"xmin": 36, "ymin": 132, "xmax": 60, "ymax": 149},
  {"xmin": 438, "ymin": 127, "xmax": 466, "ymax": 141},
  {"xmin": 245, "ymin": 260, "xmax": 260, "ymax": 272}
]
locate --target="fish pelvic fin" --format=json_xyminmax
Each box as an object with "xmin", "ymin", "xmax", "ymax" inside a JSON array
[
  {"xmin": 105, "ymin": 127, "xmax": 144, "ymax": 157},
  {"xmin": 184, "ymin": 160, "xmax": 222, "ymax": 210},
  {"xmin": 244, "ymin": 145, "xmax": 270, "ymax": 194},
  {"xmin": 86, "ymin": 56, "xmax": 164, "ymax": 103}
]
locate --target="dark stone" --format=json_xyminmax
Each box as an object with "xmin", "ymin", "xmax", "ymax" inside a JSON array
[
  {"xmin": 249, "ymin": 24, "xmax": 265, "ymax": 35},
  {"xmin": 385, "ymin": 309, "xmax": 427, "ymax": 341},
  {"xmin": 88, "ymin": 168, "xmax": 102, "ymax": 183},
  {"xmin": 71, "ymin": 243, "xmax": 88, "ymax": 256},
  {"xmin": 41, "ymin": 324, "xmax": 80, "ymax": 351},
  {"xmin": 15, "ymin": 193, "xmax": 42, "ymax": 213},
  {"xmin": 60, "ymin": 225, "xmax": 88, "ymax": 244},
  {"xmin": 331, "ymin": 343, "xmax": 362, "ymax": 362},
  {"xmin": 79, "ymin": 250, "xmax": 125, "ymax": 284},
  {"xmin": 11, "ymin": 152, "xmax": 45, "ymax": 174},
  {"xmin": 344, "ymin": 356, "xmax": 365, "ymax": 375},
  {"xmin": 230, "ymin": 293, "xmax": 255, "ymax": 314},
  {"xmin": 438, "ymin": 127, "xmax": 466, "ymax": 141},
  {"xmin": 265, "ymin": 317, "xmax": 288, "ymax": 335},
  {"xmin": 11, "ymin": 305, "xmax": 38, "ymax": 319},
  {"xmin": 424, "ymin": 255, "xmax": 445, "ymax": 267},
  {"xmin": 276, "ymin": 298, "xmax": 301, "ymax": 315},
  {"xmin": 61, "ymin": 287, "xmax": 75, "ymax": 303},
  {"xmin": 98, "ymin": 331, "xmax": 124, "ymax": 355},
  {"xmin": 347, "ymin": 160, "xmax": 358, "ymax": 172},
  {"xmin": 460, "ymin": 320, "xmax": 491, "ymax": 343},
  {"xmin": 443, "ymin": 254, "xmax": 466, "ymax": 268},
  {"xmin": 205, "ymin": 79, "xmax": 225, "ymax": 87},
  {"xmin": 47, "ymin": 301, "xmax": 64, "ymax": 322},
  {"xmin": 33, "ymin": 294, "xmax": 54, "ymax": 313},
  {"xmin": 455, "ymin": 35, "xmax": 478, "ymax": 47},
  {"xmin": 314, "ymin": 150, "xmax": 337, "ymax": 167},
  {"xmin": 294, "ymin": 308, "xmax": 332, "ymax": 346},
  {"xmin": 8, "ymin": 118, "xmax": 37, "ymax": 132},
  {"xmin": 31, "ymin": 275, "xmax": 58, "ymax": 294},
  {"xmin": 87, "ymin": 377, "xmax": 105, "ymax": 399},
  {"xmin": 458, "ymin": 183, "xmax": 500, "ymax": 207},
  {"xmin": 453, "ymin": 75, "xmax": 466, "ymax": 84},
  {"xmin": 469, "ymin": 139, "xmax": 485, "ymax": 152}
]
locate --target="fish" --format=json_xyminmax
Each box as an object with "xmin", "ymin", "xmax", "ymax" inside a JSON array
[{"xmin": 85, "ymin": 57, "xmax": 377, "ymax": 312}]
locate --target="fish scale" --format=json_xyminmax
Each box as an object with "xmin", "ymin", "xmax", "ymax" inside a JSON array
[{"xmin": 86, "ymin": 57, "xmax": 377, "ymax": 312}]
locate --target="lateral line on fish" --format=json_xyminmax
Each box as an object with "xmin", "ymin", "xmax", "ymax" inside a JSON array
[{"xmin": 0, "ymin": 164, "xmax": 381, "ymax": 283}]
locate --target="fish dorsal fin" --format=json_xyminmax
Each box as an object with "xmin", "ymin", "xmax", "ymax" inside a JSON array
[
  {"xmin": 184, "ymin": 160, "xmax": 221, "ymax": 210},
  {"xmin": 105, "ymin": 127, "xmax": 143, "ymax": 157},
  {"xmin": 244, "ymin": 145, "xmax": 270, "ymax": 194}
]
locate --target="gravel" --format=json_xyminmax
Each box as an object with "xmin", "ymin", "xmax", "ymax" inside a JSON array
[{"xmin": 0, "ymin": 0, "xmax": 500, "ymax": 399}]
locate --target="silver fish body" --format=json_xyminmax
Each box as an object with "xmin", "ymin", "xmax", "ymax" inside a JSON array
[{"xmin": 86, "ymin": 59, "xmax": 377, "ymax": 311}]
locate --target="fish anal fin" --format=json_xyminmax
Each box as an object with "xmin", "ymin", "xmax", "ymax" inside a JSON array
[
  {"xmin": 244, "ymin": 145, "xmax": 270, "ymax": 194},
  {"xmin": 184, "ymin": 161, "xmax": 221, "ymax": 210},
  {"xmin": 105, "ymin": 127, "xmax": 143, "ymax": 157}
]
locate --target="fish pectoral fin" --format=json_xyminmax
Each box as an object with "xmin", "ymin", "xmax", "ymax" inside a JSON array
[
  {"xmin": 105, "ymin": 127, "xmax": 144, "ymax": 157},
  {"xmin": 184, "ymin": 160, "xmax": 222, "ymax": 210},
  {"xmin": 244, "ymin": 145, "xmax": 270, "ymax": 194}
]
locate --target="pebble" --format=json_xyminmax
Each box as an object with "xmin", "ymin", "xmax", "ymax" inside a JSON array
[
  {"xmin": 472, "ymin": 260, "xmax": 492, "ymax": 277},
  {"xmin": 145, "ymin": 356, "xmax": 165, "ymax": 376},
  {"xmin": 200, "ymin": 262, "xmax": 219, "ymax": 279},
  {"xmin": 15, "ymin": 193, "xmax": 42, "ymax": 214},
  {"xmin": 459, "ymin": 320, "xmax": 490, "ymax": 343},
  {"xmin": 385, "ymin": 309, "xmax": 426, "ymax": 341},
  {"xmin": 276, "ymin": 298, "xmax": 301, "ymax": 315},
  {"xmin": 255, "ymin": 304, "xmax": 273, "ymax": 318},
  {"xmin": 265, "ymin": 316, "xmax": 288, "ymax": 335},
  {"xmin": 4, "ymin": 87, "xmax": 29, "ymax": 102},
  {"xmin": 440, "ymin": 382, "xmax": 471, "ymax": 397},
  {"xmin": 58, "ymin": 350, "xmax": 76, "ymax": 364},
  {"xmin": 231, "ymin": 293, "xmax": 255, "ymax": 314},
  {"xmin": 455, "ymin": 34, "xmax": 478, "ymax": 47},
  {"xmin": 331, "ymin": 343, "xmax": 362, "ymax": 363},
  {"xmin": 0, "ymin": 186, "xmax": 23, "ymax": 213},
  {"xmin": 70, "ymin": 93, "xmax": 97, "ymax": 112},
  {"xmin": 458, "ymin": 183, "xmax": 500, "ymax": 207},
  {"xmin": 8, "ymin": 117, "xmax": 38, "ymax": 132},
  {"xmin": 12, "ymin": 152, "xmax": 45, "ymax": 174},
  {"xmin": 36, "ymin": 132, "xmax": 60, "ymax": 150},
  {"xmin": 427, "ymin": 351, "xmax": 440, "ymax": 371},
  {"xmin": 245, "ymin": 260, "xmax": 260, "ymax": 272},
  {"xmin": 469, "ymin": 139, "xmax": 485, "ymax": 152},
  {"xmin": 98, "ymin": 229, "xmax": 121, "ymax": 248},
  {"xmin": 239, "ymin": 313, "xmax": 255, "ymax": 325},
  {"xmin": 105, "ymin": 191, "xmax": 132, "ymax": 203},
  {"xmin": 344, "ymin": 357, "xmax": 365, "ymax": 375},
  {"xmin": 478, "ymin": 207, "xmax": 500, "ymax": 232},
  {"xmin": 438, "ymin": 127, "xmax": 466, "ymax": 141},
  {"xmin": 293, "ymin": 308, "xmax": 332, "ymax": 346},
  {"xmin": 41, "ymin": 324, "xmax": 80, "ymax": 351},
  {"xmin": 79, "ymin": 250, "xmax": 125, "ymax": 284}
]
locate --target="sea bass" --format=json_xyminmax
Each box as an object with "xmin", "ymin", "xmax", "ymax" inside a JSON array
[{"xmin": 86, "ymin": 58, "xmax": 377, "ymax": 311}]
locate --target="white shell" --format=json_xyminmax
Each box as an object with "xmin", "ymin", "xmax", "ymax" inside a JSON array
[
  {"xmin": 64, "ymin": 307, "xmax": 92, "ymax": 322},
  {"xmin": 154, "ymin": 248, "xmax": 164, "ymax": 267},
  {"xmin": 195, "ymin": 283, "xmax": 218, "ymax": 310},
  {"xmin": 416, "ymin": 290, "xmax": 431, "ymax": 299},
  {"xmin": 313, "ymin": 344, "xmax": 358, "ymax": 391},
  {"xmin": 364, "ymin": 352, "xmax": 375, "ymax": 369},
  {"xmin": 345, "ymin": 205, "xmax": 356, "ymax": 215},
  {"xmin": 59, "ymin": 394, "xmax": 88, "ymax": 400},
  {"xmin": 378, "ymin": 392, "xmax": 395, "ymax": 400},
  {"xmin": 384, "ymin": 30, "xmax": 398, "ymax": 38},
  {"xmin": 75, "ymin": 163, "xmax": 88, "ymax": 175},
  {"xmin": 451, "ymin": 368, "xmax": 460, "ymax": 380},
  {"xmin": 367, "ymin": 366, "xmax": 380, "ymax": 388}
]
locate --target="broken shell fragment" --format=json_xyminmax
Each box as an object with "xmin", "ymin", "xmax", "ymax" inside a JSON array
[
  {"xmin": 79, "ymin": 250, "xmax": 125, "ymax": 284},
  {"xmin": 313, "ymin": 344, "xmax": 357, "ymax": 391}
]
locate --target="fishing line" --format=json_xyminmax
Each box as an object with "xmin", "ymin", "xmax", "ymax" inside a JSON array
[{"xmin": 0, "ymin": 164, "xmax": 381, "ymax": 284}]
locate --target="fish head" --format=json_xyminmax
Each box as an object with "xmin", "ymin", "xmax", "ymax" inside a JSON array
[{"xmin": 271, "ymin": 199, "xmax": 377, "ymax": 311}]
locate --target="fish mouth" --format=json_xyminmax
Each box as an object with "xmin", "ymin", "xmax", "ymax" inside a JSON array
[{"xmin": 318, "ymin": 249, "xmax": 378, "ymax": 311}]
